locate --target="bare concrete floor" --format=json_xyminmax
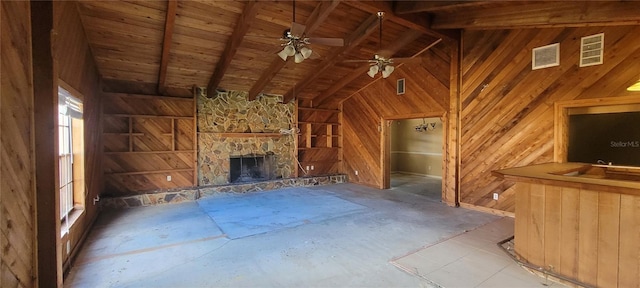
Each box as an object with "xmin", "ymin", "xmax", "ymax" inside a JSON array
[{"xmin": 65, "ymin": 183, "xmax": 560, "ymax": 288}]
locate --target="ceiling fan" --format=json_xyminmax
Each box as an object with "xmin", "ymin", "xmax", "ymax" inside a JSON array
[
  {"xmin": 345, "ymin": 12, "xmax": 421, "ymax": 78},
  {"xmin": 277, "ymin": 0, "xmax": 344, "ymax": 63}
]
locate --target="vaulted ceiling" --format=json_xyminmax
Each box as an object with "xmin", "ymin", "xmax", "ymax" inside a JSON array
[{"xmin": 76, "ymin": 1, "xmax": 640, "ymax": 103}]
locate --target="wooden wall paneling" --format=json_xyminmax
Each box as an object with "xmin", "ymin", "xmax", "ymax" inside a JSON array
[
  {"xmin": 514, "ymin": 182, "xmax": 530, "ymax": 262},
  {"xmin": 1, "ymin": 1, "xmax": 37, "ymax": 286},
  {"xmin": 296, "ymin": 103, "xmax": 341, "ymax": 176},
  {"xmin": 102, "ymin": 93, "xmax": 196, "ymax": 196},
  {"xmin": 54, "ymin": 0, "xmax": 104, "ymax": 274},
  {"xmin": 596, "ymin": 192, "xmax": 620, "ymax": 288},
  {"xmin": 443, "ymin": 36, "xmax": 460, "ymax": 206},
  {"xmin": 341, "ymin": 44, "xmax": 451, "ymax": 189},
  {"xmin": 342, "ymin": 95, "xmax": 383, "ymax": 187},
  {"xmin": 543, "ymin": 185, "xmax": 562, "ymax": 274},
  {"xmin": 618, "ymin": 194, "xmax": 640, "ymax": 287},
  {"xmin": 381, "ymin": 119, "xmax": 390, "ymax": 189},
  {"xmin": 192, "ymin": 90, "xmax": 197, "ymax": 184},
  {"xmin": 527, "ymin": 183, "xmax": 545, "ymax": 267},
  {"xmin": 338, "ymin": 103, "xmax": 344, "ymax": 175},
  {"xmin": 559, "ymin": 187, "xmax": 580, "ymax": 279},
  {"xmin": 577, "ymin": 190, "xmax": 599, "ymax": 286},
  {"xmin": 459, "ymin": 26, "xmax": 640, "ymax": 213}
]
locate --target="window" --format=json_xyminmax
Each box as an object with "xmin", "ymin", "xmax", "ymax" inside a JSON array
[{"xmin": 58, "ymin": 87, "xmax": 84, "ymax": 229}]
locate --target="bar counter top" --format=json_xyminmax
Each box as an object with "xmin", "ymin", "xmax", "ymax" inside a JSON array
[{"xmin": 493, "ymin": 162, "xmax": 640, "ymax": 196}]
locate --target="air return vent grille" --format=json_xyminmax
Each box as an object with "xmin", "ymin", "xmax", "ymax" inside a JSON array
[
  {"xmin": 532, "ymin": 43, "xmax": 560, "ymax": 70},
  {"xmin": 580, "ymin": 33, "xmax": 604, "ymax": 67}
]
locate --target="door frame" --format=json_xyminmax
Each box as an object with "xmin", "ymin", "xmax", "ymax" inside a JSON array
[{"xmin": 381, "ymin": 112, "xmax": 455, "ymax": 204}]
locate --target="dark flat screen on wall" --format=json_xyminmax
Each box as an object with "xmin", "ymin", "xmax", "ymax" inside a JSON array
[{"xmin": 568, "ymin": 112, "xmax": 640, "ymax": 166}]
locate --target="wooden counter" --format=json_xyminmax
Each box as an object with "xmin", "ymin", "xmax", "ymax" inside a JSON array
[{"xmin": 494, "ymin": 163, "xmax": 640, "ymax": 288}]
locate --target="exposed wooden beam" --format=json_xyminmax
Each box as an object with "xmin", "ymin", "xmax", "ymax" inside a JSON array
[
  {"xmin": 158, "ymin": 0, "xmax": 177, "ymax": 95},
  {"xmin": 31, "ymin": 1, "xmax": 62, "ymax": 286},
  {"xmin": 343, "ymin": 1, "xmax": 456, "ymax": 42},
  {"xmin": 248, "ymin": 0, "xmax": 341, "ymax": 101},
  {"xmin": 312, "ymin": 29, "xmax": 425, "ymax": 107},
  {"xmin": 394, "ymin": 1, "xmax": 485, "ymax": 14},
  {"xmin": 432, "ymin": 1, "xmax": 640, "ymax": 30},
  {"xmin": 282, "ymin": 14, "xmax": 380, "ymax": 103},
  {"xmin": 207, "ymin": 1, "xmax": 261, "ymax": 94}
]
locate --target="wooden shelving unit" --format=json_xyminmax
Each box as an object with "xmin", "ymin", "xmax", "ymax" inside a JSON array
[
  {"xmin": 102, "ymin": 93, "xmax": 197, "ymax": 194},
  {"xmin": 296, "ymin": 99, "xmax": 342, "ymax": 176}
]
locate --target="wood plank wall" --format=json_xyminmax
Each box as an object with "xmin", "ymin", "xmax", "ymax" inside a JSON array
[
  {"xmin": 515, "ymin": 182, "xmax": 640, "ymax": 287},
  {"xmin": 342, "ymin": 46, "xmax": 451, "ymax": 188},
  {"xmin": 1, "ymin": 2, "xmax": 36, "ymax": 286},
  {"xmin": 460, "ymin": 26, "xmax": 640, "ymax": 212},
  {"xmin": 102, "ymin": 93, "xmax": 196, "ymax": 196},
  {"xmin": 53, "ymin": 0, "xmax": 103, "ymax": 269}
]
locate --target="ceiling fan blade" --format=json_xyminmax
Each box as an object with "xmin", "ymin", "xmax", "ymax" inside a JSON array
[
  {"xmin": 390, "ymin": 57, "xmax": 422, "ymax": 64},
  {"xmin": 375, "ymin": 49, "xmax": 394, "ymax": 59},
  {"xmin": 343, "ymin": 59, "xmax": 376, "ymax": 63},
  {"xmin": 309, "ymin": 51, "xmax": 322, "ymax": 60},
  {"xmin": 307, "ymin": 37, "xmax": 344, "ymax": 46},
  {"xmin": 290, "ymin": 22, "xmax": 306, "ymax": 37}
]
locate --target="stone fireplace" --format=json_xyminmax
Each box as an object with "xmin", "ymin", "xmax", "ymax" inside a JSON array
[
  {"xmin": 229, "ymin": 154, "xmax": 277, "ymax": 183},
  {"xmin": 197, "ymin": 89, "xmax": 295, "ymax": 186}
]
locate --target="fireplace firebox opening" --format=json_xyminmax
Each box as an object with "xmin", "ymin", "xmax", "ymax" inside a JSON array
[{"xmin": 229, "ymin": 153, "xmax": 277, "ymax": 183}]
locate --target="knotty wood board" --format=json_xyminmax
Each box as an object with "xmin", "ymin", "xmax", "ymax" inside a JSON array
[
  {"xmin": 513, "ymin": 181, "xmax": 639, "ymax": 287},
  {"xmin": 459, "ymin": 26, "xmax": 640, "ymax": 213},
  {"xmin": 1, "ymin": 2, "xmax": 36, "ymax": 285},
  {"xmin": 102, "ymin": 93, "xmax": 196, "ymax": 195},
  {"xmin": 342, "ymin": 45, "xmax": 451, "ymax": 190}
]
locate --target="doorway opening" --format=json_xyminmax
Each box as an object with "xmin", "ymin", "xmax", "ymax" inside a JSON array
[{"xmin": 388, "ymin": 118, "xmax": 443, "ymax": 202}]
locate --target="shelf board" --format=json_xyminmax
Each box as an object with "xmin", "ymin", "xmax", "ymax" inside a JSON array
[
  {"xmin": 297, "ymin": 147, "xmax": 341, "ymax": 150},
  {"xmin": 105, "ymin": 168, "xmax": 194, "ymax": 176},
  {"xmin": 307, "ymin": 135, "xmax": 340, "ymax": 138},
  {"xmin": 103, "ymin": 132, "xmax": 144, "ymax": 136},
  {"xmin": 298, "ymin": 121, "xmax": 340, "ymax": 125},
  {"xmin": 105, "ymin": 114, "xmax": 194, "ymax": 119},
  {"xmin": 104, "ymin": 150, "xmax": 196, "ymax": 155},
  {"xmin": 298, "ymin": 107, "xmax": 340, "ymax": 113},
  {"xmin": 299, "ymin": 160, "xmax": 342, "ymax": 164},
  {"xmin": 197, "ymin": 132, "xmax": 283, "ymax": 137}
]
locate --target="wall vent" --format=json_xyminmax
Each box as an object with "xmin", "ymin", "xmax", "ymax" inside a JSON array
[
  {"xmin": 580, "ymin": 33, "xmax": 604, "ymax": 67},
  {"xmin": 397, "ymin": 78, "xmax": 405, "ymax": 95},
  {"xmin": 532, "ymin": 43, "xmax": 560, "ymax": 70}
]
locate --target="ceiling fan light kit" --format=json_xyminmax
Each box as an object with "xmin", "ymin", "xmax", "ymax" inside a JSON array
[
  {"xmin": 276, "ymin": 0, "xmax": 343, "ymax": 64},
  {"xmin": 382, "ymin": 64, "xmax": 395, "ymax": 78},
  {"xmin": 278, "ymin": 44, "xmax": 297, "ymax": 61},
  {"xmin": 367, "ymin": 65, "xmax": 379, "ymax": 77}
]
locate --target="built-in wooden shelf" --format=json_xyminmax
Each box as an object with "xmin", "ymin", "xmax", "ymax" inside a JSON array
[
  {"xmin": 298, "ymin": 147, "xmax": 341, "ymax": 150},
  {"xmin": 298, "ymin": 121, "xmax": 340, "ymax": 125},
  {"xmin": 308, "ymin": 135, "xmax": 340, "ymax": 138},
  {"xmin": 299, "ymin": 160, "xmax": 342, "ymax": 164},
  {"xmin": 104, "ymin": 132, "xmax": 144, "ymax": 136},
  {"xmin": 104, "ymin": 150, "xmax": 196, "ymax": 155},
  {"xmin": 105, "ymin": 168, "xmax": 194, "ymax": 176},
  {"xmin": 197, "ymin": 132, "xmax": 283, "ymax": 137},
  {"xmin": 298, "ymin": 107, "xmax": 340, "ymax": 113},
  {"xmin": 106, "ymin": 113, "xmax": 193, "ymax": 119}
]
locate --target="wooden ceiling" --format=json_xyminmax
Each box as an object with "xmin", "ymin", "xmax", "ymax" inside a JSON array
[{"xmin": 76, "ymin": 1, "xmax": 640, "ymax": 103}]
